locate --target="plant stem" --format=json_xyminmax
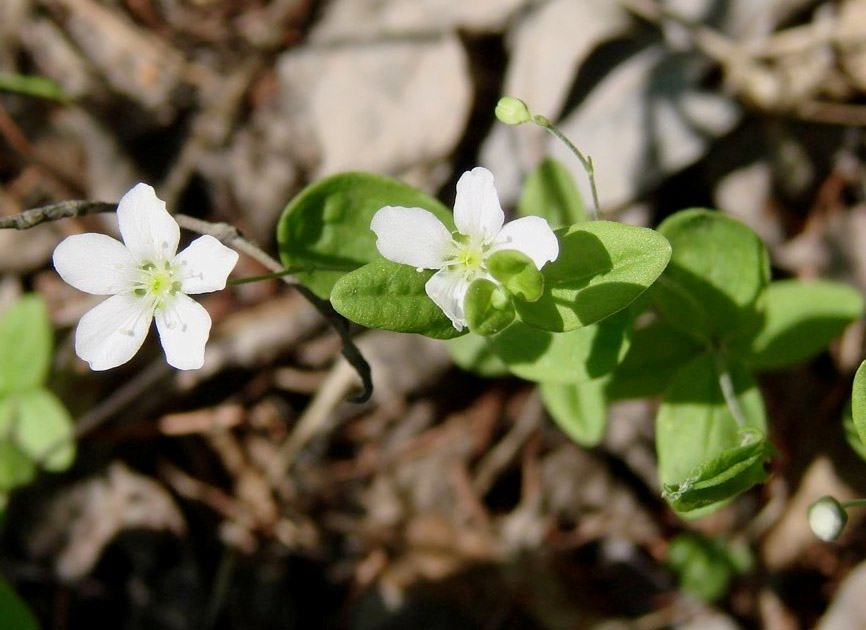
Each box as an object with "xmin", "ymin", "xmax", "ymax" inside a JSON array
[
  {"xmin": 713, "ymin": 351, "xmax": 747, "ymax": 428},
  {"xmin": 227, "ymin": 264, "xmax": 356, "ymax": 286},
  {"xmin": 842, "ymin": 499, "xmax": 866, "ymax": 509},
  {"xmin": 531, "ymin": 114, "xmax": 600, "ymax": 219}
]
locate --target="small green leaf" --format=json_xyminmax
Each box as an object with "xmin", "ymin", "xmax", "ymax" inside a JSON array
[
  {"xmin": 277, "ymin": 172, "xmax": 453, "ymax": 298},
  {"xmin": 0, "ymin": 390, "xmax": 75, "ymax": 471},
  {"xmin": 666, "ymin": 533, "xmax": 752, "ymax": 602},
  {"xmin": 605, "ymin": 318, "xmax": 702, "ymax": 400},
  {"xmin": 852, "ymin": 360, "xmax": 866, "ymax": 450},
  {"xmin": 444, "ymin": 334, "xmax": 509, "ymax": 377},
  {"xmin": 0, "ymin": 294, "xmax": 52, "ymax": 395},
  {"xmin": 656, "ymin": 354, "xmax": 768, "ymax": 516},
  {"xmin": 742, "ymin": 280, "xmax": 864, "ymax": 371},
  {"xmin": 0, "ymin": 574, "xmax": 39, "ymax": 630},
  {"xmin": 517, "ymin": 158, "xmax": 586, "ymax": 228},
  {"xmin": 465, "ymin": 279, "xmax": 515, "ymax": 336},
  {"xmin": 487, "ymin": 310, "xmax": 631, "ymax": 383},
  {"xmin": 487, "ymin": 249, "xmax": 544, "ymax": 302},
  {"xmin": 516, "ymin": 221, "xmax": 672, "ymax": 332},
  {"xmin": 330, "ymin": 259, "xmax": 463, "ymax": 339},
  {"xmin": 0, "ymin": 71, "xmax": 71, "ymax": 103},
  {"xmin": 662, "ymin": 429, "xmax": 772, "ymax": 513},
  {"xmin": 652, "ymin": 209, "xmax": 769, "ymax": 341},
  {"xmin": 540, "ymin": 378, "xmax": 607, "ymax": 446},
  {"xmin": 843, "ymin": 402, "xmax": 866, "ymax": 462},
  {"xmin": 0, "ymin": 440, "xmax": 36, "ymax": 492}
]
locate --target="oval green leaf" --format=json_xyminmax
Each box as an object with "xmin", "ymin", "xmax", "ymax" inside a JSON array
[
  {"xmin": 742, "ymin": 280, "xmax": 864, "ymax": 371},
  {"xmin": 445, "ymin": 333, "xmax": 509, "ymax": 377},
  {"xmin": 662, "ymin": 429, "xmax": 772, "ymax": 514},
  {"xmin": 0, "ymin": 294, "xmax": 52, "ymax": 395},
  {"xmin": 518, "ymin": 157, "xmax": 586, "ymax": 228},
  {"xmin": 652, "ymin": 209, "xmax": 769, "ymax": 342},
  {"xmin": 656, "ymin": 353, "xmax": 768, "ymax": 516},
  {"xmin": 540, "ymin": 378, "xmax": 607, "ymax": 447},
  {"xmin": 1, "ymin": 389, "xmax": 75, "ymax": 471},
  {"xmin": 487, "ymin": 309, "xmax": 631, "ymax": 383},
  {"xmin": 330, "ymin": 259, "xmax": 464, "ymax": 339},
  {"xmin": 515, "ymin": 221, "xmax": 672, "ymax": 332},
  {"xmin": 852, "ymin": 360, "xmax": 866, "ymax": 450},
  {"xmin": 605, "ymin": 318, "xmax": 702, "ymax": 400},
  {"xmin": 0, "ymin": 439, "xmax": 36, "ymax": 492},
  {"xmin": 277, "ymin": 172, "xmax": 453, "ymax": 298},
  {"xmin": 0, "ymin": 574, "xmax": 39, "ymax": 630}
]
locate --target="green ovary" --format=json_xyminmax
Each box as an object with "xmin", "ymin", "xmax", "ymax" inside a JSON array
[
  {"xmin": 450, "ymin": 238, "xmax": 489, "ymax": 279},
  {"xmin": 134, "ymin": 261, "xmax": 181, "ymax": 303}
]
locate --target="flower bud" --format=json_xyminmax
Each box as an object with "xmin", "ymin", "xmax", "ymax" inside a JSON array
[
  {"xmin": 808, "ymin": 496, "xmax": 848, "ymax": 542},
  {"xmin": 495, "ymin": 97, "xmax": 531, "ymax": 125}
]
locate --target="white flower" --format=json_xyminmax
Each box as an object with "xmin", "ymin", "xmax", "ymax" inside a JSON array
[
  {"xmin": 370, "ymin": 167, "xmax": 559, "ymax": 331},
  {"xmin": 53, "ymin": 183, "xmax": 239, "ymax": 371}
]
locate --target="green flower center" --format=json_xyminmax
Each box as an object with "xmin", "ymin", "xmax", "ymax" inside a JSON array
[
  {"xmin": 133, "ymin": 261, "xmax": 181, "ymax": 305},
  {"xmin": 449, "ymin": 233, "xmax": 490, "ymax": 279}
]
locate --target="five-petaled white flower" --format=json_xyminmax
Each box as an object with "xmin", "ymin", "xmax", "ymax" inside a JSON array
[
  {"xmin": 370, "ymin": 167, "xmax": 559, "ymax": 331},
  {"xmin": 53, "ymin": 183, "xmax": 239, "ymax": 371}
]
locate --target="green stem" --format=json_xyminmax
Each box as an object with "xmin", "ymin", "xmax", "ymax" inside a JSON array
[
  {"xmin": 713, "ymin": 351, "xmax": 747, "ymax": 428},
  {"xmin": 227, "ymin": 264, "xmax": 356, "ymax": 286},
  {"xmin": 531, "ymin": 114, "xmax": 600, "ymax": 219},
  {"xmin": 842, "ymin": 499, "xmax": 866, "ymax": 509}
]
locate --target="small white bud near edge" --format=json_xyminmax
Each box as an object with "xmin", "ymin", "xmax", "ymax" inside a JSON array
[
  {"xmin": 808, "ymin": 496, "xmax": 848, "ymax": 542},
  {"xmin": 495, "ymin": 96, "xmax": 531, "ymax": 126}
]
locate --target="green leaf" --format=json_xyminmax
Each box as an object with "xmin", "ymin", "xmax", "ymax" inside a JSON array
[
  {"xmin": 539, "ymin": 378, "xmax": 607, "ymax": 446},
  {"xmin": 277, "ymin": 172, "xmax": 453, "ymax": 298},
  {"xmin": 0, "ymin": 576, "xmax": 39, "ymax": 630},
  {"xmin": 487, "ymin": 250, "xmax": 544, "ymax": 303},
  {"xmin": 666, "ymin": 533, "xmax": 752, "ymax": 602},
  {"xmin": 842, "ymin": 401, "xmax": 866, "ymax": 462},
  {"xmin": 487, "ymin": 309, "xmax": 631, "ymax": 383},
  {"xmin": 662, "ymin": 429, "xmax": 772, "ymax": 514},
  {"xmin": 656, "ymin": 354, "xmax": 768, "ymax": 516},
  {"xmin": 0, "ymin": 390, "xmax": 75, "ymax": 471},
  {"xmin": 742, "ymin": 280, "xmax": 864, "ymax": 371},
  {"xmin": 465, "ymin": 279, "xmax": 515, "ymax": 336},
  {"xmin": 0, "ymin": 440, "xmax": 36, "ymax": 492},
  {"xmin": 444, "ymin": 334, "xmax": 509, "ymax": 377},
  {"xmin": 0, "ymin": 70, "xmax": 71, "ymax": 103},
  {"xmin": 606, "ymin": 318, "xmax": 702, "ymax": 400},
  {"xmin": 0, "ymin": 295, "xmax": 52, "ymax": 395},
  {"xmin": 852, "ymin": 360, "xmax": 866, "ymax": 450},
  {"xmin": 516, "ymin": 221, "xmax": 672, "ymax": 332},
  {"xmin": 652, "ymin": 209, "xmax": 769, "ymax": 341},
  {"xmin": 517, "ymin": 158, "xmax": 586, "ymax": 228},
  {"xmin": 330, "ymin": 259, "xmax": 463, "ymax": 339},
  {"xmin": 0, "ymin": 575, "xmax": 39, "ymax": 630}
]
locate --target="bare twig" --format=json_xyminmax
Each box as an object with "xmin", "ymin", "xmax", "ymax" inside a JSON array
[{"xmin": 0, "ymin": 200, "xmax": 116, "ymax": 229}]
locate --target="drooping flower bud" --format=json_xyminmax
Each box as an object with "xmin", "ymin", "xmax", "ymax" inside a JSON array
[{"xmin": 808, "ymin": 496, "xmax": 848, "ymax": 542}]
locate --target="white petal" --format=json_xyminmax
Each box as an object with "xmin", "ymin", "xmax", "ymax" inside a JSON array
[
  {"xmin": 490, "ymin": 216, "xmax": 559, "ymax": 269},
  {"xmin": 155, "ymin": 294, "xmax": 211, "ymax": 370},
  {"xmin": 371, "ymin": 206, "xmax": 454, "ymax": 269},
  {"xmin": 453, "ymin": 167, "xmax": 504, "ymax": 242},
  {"xmin": 174, "ymin": 235, "xmax": 239, "ymax": 294},
  {"xmin": 75, "ymin": 294, "xmax": 153, "ymax": 371},
  {"xmin": 425, "ymin": 269, "xmax": 471, "ymax": 331},
  {"xmin": 53, "ymin": 233, "xmax": 137, "ymax": 295},
  {"xmin": 117, "ymin": 183, "xmax": 180, "ymax": 262}
]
